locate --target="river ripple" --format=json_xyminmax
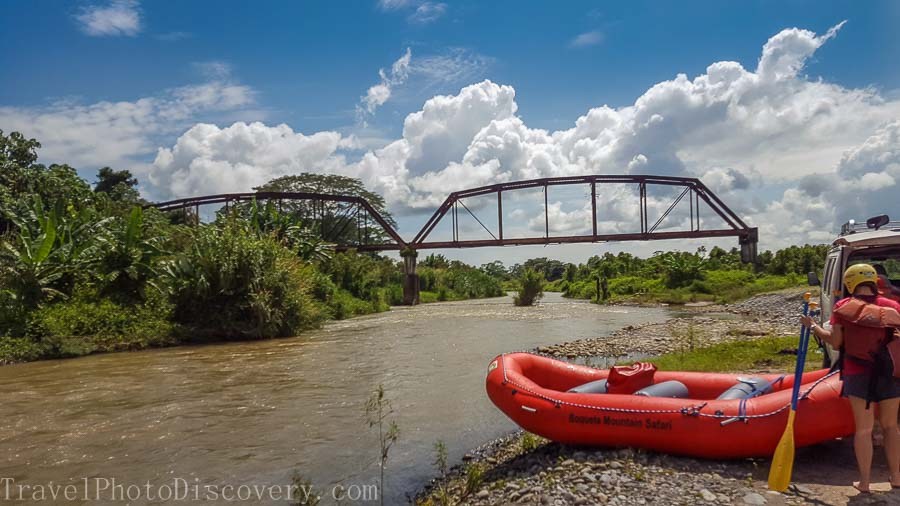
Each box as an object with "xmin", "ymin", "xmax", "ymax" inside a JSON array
[{"xmin": 0, "ymin": 293, "xmax": 669, "ymax": 504}]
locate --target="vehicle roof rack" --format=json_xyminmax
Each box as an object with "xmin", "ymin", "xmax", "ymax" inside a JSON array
[{"xmin": 840, "ymin": 216, "xmax": 900, "ymax": 236}]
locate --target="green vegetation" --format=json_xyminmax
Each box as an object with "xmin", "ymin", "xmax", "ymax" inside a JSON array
[
  {"xmin": 513, "ymin": 268, "xmax": 544, "ymax": 306},
  {"xmin": 463, "ymin": 463, "xmax": 486, "ymax": 496},
  {"xmin": 543, "ymin": 246, "xmax": 826, "ymax": 304},
  {"xmin": 0, "ymin": 129, "xmax": 833, "ymax": 364},
  {"xmin": 419, "ymin": 254, "xmax": 505, "ymax": 302},
  {"xmin": 366, "ymin": 384, "xmax": 399, "ymax": 506},
  {"xmin": 0, "ymin": 131, "xmax": 505, "ymax": 365},
  {"xmin": 430, "ymin": 440, "xmax": 451, "ymax": 506},
  {"xmin": 633, "ymin": 334, "xmax": 820, "ymax": 373},
  {"xmin": 520, "ymin": 432, "xmax": 544, "ymax": 452}
]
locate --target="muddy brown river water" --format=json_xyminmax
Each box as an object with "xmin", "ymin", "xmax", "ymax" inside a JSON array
[{"xmin": 0, "ymin": 293, "xmax": 670, "ymax": 504}]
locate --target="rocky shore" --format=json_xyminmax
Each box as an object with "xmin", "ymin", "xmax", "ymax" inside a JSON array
[
  {"xmin": 416, "ymin": 289, "xmax": 897, "ymax": 505},
  {"xmin": 419, "ymin": 431, "xmax": 803, "ymax": 506},
  {"xmin": 537, "ymin": 289, "xmax": 812, "ymax": 359}
]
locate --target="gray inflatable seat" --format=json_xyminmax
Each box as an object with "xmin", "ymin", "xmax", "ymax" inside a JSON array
[
  {"xmin": 633, "ymin": 380, "xmax": 689, "ymax": 398},
  {"xmin": 716, "ymin": 377, "xmax": 775, "ymax": 400},
  {"xmin": 567, "ymin": 379, "xmax": 608, "ymax": 394}
]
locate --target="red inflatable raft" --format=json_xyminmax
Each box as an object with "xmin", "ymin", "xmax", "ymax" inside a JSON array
[{"xmin": 486, "ymin": 353, "xmax": 853, "ymax": 458}]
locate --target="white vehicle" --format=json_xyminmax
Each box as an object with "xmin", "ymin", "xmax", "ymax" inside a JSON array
[{"xmin": 810, "ymin": 215, "xmax": 900, "ymax": 367}]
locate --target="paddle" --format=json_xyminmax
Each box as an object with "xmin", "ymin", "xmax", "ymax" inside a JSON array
[{"xmin": 768, "ymin": 292, "xmax": 813, "ymax": 492}]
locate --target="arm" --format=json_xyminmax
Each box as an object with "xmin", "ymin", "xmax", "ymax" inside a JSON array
[{"xmin": 800, "ymin": 314, "xmax": 843, "ymax": 348}]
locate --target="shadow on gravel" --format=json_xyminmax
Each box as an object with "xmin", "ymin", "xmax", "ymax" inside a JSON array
[
  {"xmin": 733, "ymin": 437, "xmax": 900, "ymax": 505},
  {"xmin": 470, "ymin": 439, "xmax": 900, "ymax": 506}
]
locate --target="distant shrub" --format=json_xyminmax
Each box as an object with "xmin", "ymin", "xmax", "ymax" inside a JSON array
[
  {"xmin": 327, "ymin": 289, "xmax": 375, "ymax": 320},
  {"xmin": 24, "ymin": 289, "xmax": 175, "ymax": 357},
  {"xmin": 164, "ymin": 223, "xmax": 326, "ymax": 339},
  {"xmin": 514, "ymin": 269, "xmax": 544, "ymax": 306},
  {"xmin": 0, "ymin": 336, "xmax": 46, "ymax": 364},
  {"xmin": 608, "ymin": 276, "xmax": 663, "ymax": 296},
  {"xmin": 419, "ymin": 291, "xmax": 439, "ymax": 304}
]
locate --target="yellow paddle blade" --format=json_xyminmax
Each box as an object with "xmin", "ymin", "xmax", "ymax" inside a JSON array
[{"xmin": 768, "ymin": 409, "xmax": 797, "ymax": 492}]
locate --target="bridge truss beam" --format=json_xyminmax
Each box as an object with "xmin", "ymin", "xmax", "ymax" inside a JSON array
[
  {"xmin": 411, "ymin": 175, "xmax": 758, "ymax": 262},
  {"xmin": 148, "ymin": 175, "xmax": 758, "ymax": 262}
]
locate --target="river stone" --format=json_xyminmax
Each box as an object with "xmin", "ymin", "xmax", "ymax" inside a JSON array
[
  {"xmin": 741, "ymin": 492, "xmax": 766, "ymax": 505},
  {"xmin": 790, "ymin": 483, "xmax": 812, "ymax": 495},
  {"xmin": 475, "ymin": 489, "xmax": 490, "ymax": 498},
  {"xmin": 700, "ymin": 488, "xmax": 717, "ymax": 501}
]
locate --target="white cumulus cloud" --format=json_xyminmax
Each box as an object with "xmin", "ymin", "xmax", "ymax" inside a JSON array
[
  {"xmin": 12, "ymin": 22, "xmax": 900, "ymax": 249},
  {"xmin": 76, "ymin": 0, "xmax": 141, "ymax": 37},
  {"xmin": 145, "ymin": 22, "xmax": 900, "ymax": 247},
  {"xmin": 0, "ymin": 80, "xmax": 257, "ymax": 171},
  {"xmin": 359, "ymin": 48, "xmax": 412, "ymax": 119}
]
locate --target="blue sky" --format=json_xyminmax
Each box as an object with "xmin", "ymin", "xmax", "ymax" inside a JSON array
[{"xmin": 2, "ymin": 1, "xmax": 899, "ymax": 265}]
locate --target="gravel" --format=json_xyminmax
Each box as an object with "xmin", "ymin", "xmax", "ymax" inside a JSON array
[
  {"xmin": 536, "ymin": 289, "xmax": 812, "ymax": 360},
  {"xmin": 414, "ymin": 432, "xmax": 822, "ymax": 505}
]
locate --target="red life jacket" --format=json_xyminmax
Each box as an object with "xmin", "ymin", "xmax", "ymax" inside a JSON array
[
  {"xmin": 833, "ymin": 298, "xmax": 900, "ymax": 362},
  {"xmin": 606, "ymin": 362, "xmax": 656, "ymax": 394}
]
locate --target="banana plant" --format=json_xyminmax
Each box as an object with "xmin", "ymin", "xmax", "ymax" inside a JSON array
[
  {"xmin": 0, "ymin": 200, "xmax": 66, "ymax": 309},
  {"xmin": 285, "ymin": 225, "xmax": 332, "ymax": 263},
  {"xmin": 95, "ymin": 206, "xmax": 166, "ymax": 302}
]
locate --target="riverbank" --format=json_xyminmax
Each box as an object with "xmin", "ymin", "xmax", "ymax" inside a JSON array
[
  {"xmin": 416, "ymin": 428, "xmax": 881, "ymax": 506},
  {"xmin": 0, "ymin": 290, "xmax": 500, "ymax": 366},
  {"xmin": 537, "ymin": 288, "xmax": 812, "ymax": 360},
  {"xmin": 416, "ymin": 289, "xmax": 892, "ymax": 505}
]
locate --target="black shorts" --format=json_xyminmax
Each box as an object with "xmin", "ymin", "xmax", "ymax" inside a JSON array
[{"xmin": 841, "ymin": 372, "xmax": 900, "ymax": 403}]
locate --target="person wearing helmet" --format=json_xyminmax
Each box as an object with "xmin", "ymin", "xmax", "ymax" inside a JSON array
[
  {"xmin": 803, "ymin": 263, "xmax": 900, "ymax": 492},
  {"xmin": 873, "ymin": 264, "xmax": 900, "ymax": 303}
]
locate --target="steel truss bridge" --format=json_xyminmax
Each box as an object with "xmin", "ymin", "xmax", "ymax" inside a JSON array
[
  {"xmin": 151, "ymin": 174, "xmax": 758, "ymax": 259},
  {"xmin": 151, "ymin": 175, "xmax": 757, "ymax": 304}
]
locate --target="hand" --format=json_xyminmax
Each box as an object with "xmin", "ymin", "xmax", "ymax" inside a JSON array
[{"xmin": 799, "ymin": 315, "xmax": 816, "ymax": 328}]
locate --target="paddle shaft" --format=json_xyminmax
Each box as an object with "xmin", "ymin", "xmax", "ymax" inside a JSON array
[
  {"xmin": 789, "ymin": 299, "xmax": 811, "ymax": 411},
  {"xmin": 767, "ymin": 294, "xmax": 812, "ymax": 491}
]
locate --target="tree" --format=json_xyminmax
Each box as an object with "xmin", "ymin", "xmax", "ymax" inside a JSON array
[
  {"xmin": 422, "ymin": 253, "xmax": 449, "ymax": 269},
  {"xmin": 0, "ymin": 131, "xmax": 93, "ymax": 232},
  {"xmin": 248, "ymin": 173, "xmax": 397, "ymax": 244},
  {"xmin": 479, "ymin": 260, "xmax": 508, "ymax": 279},
  {"xmin": 94, "ymin": 167, "xmax": 141, "ymax": 203},
  {"xmin": 514, "ymin": 268, "xmax": 545, "ymax": 306},
  {"xmin": 657, "ymin": 251, "xmax": 705, "ymax": 289},
  {"xmin": 522, "ymin": 257, "xmax": 566, "ymax": 281},
  {"xmin": 95, "ymin": 207, "xmax": 165, "ymax": 303},
  {"xmin": 0, "ymin": 130, "xmax": 40, "ymax": 176},
  {"xmin": 564, "ymin": 263, "xmax": 577, "ymax": 282}
]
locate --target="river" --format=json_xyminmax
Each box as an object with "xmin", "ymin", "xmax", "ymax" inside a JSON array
[{"xmin": 0, "ymin": 293, "xmax": 670, "ymax": 504}]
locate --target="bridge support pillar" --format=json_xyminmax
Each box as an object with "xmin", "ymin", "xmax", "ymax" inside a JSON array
[{"xmin": 401, "ymin": 248, "xmax": 419, "ymax": 305}]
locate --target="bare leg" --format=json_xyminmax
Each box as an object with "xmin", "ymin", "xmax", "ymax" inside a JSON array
[
  {"xmin": 877, "ymin": 397, "xmax": 900, "ymax": 486},
  {"xmin": 849, "ymin": 396, "xmax": 875, "ymax": 492}
]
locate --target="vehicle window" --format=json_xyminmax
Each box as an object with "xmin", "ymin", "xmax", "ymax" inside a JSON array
[
  {"xmin": 847, "ymin": 249, "xmax": 900, "ymax": 282},
  {"xmin": 822, "ymin": 256, "xmax": 835, "ymax": 294}
]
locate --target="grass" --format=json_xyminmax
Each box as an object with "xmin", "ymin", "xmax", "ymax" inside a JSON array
[
  {"xmin": 632, "ymin": 334, "xmax": 822, "ymax": 373},
  {"xmin": 555, "ymin": 271, "xmax": 808, "ymax": 306}
]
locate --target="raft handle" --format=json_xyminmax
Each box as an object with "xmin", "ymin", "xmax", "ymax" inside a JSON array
[
  {"xmin": 720, "ymin": 416, "xmax": 746, "ymax": 427},
  {"xmin": 521, "ymin": 405, "xmax": 537, "ymax": 413}
]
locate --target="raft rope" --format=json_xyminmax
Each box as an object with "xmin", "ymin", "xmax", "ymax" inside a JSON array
[{"xmin": 499, "ymin": 352, "xmax": 841, "ymax": 424}]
